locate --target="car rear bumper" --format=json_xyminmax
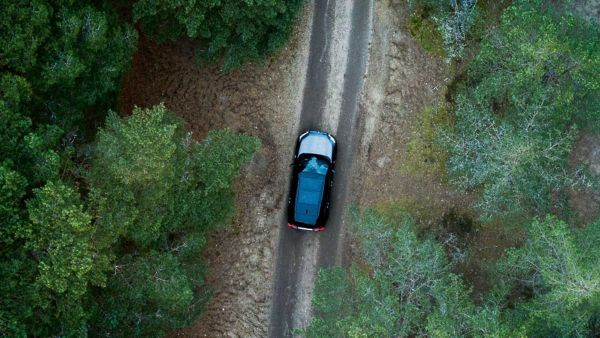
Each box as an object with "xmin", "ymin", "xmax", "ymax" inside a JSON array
[{"xmin": 288, "ymin": 223, "xmax": 325, "ymax": 232}]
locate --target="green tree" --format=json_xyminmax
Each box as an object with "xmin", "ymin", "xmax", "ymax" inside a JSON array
[
  {"xmin": 24, "ymin": 181, "xmax": 105, "ymax": 335},
  {"xmin": 1, "ymin": 181, "xmax": 106, "ymax": 336},
  {"xmin": 132, "ymin": 0, "xmax": 304, "ymax": 70},
  {"xmin": 88, "ymin": 104, "xmax": 260, "ymax": 335},
  {"xmin": 496, "ymin": 216, "xmax": 600, "ymax": 337},
  {"xmin": 1, "ymin": 0, "xmax": 137, "ymax": 127},
  {"xmin": 89, "ymin": 104, "xmax": 260, "ymax": 246},
  {"xmin": 1, "ymin": 2, "xmax": 136, "ymax": 334},
  {"xmin": 302, "ymin": 209, "xmax": 496, "ymax": 337},
  {"xmin": 89, "ymin": 105, "xmax": 180, "ymax": 246},
  {"xmin": 90, "ymin": 251, "xmax": 203, "ymax": 337},
  {"xmin": 442, "ymin": 0, "xmax": 600, "ymax": 220}
]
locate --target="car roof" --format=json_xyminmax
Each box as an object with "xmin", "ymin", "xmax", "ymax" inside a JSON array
[{"xmin": 294, "ymin": 171, "xmax": 326, "ymax": 225}]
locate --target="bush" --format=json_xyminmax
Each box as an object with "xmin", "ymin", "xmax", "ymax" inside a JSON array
[
  {"xmin": 408, "ymin": 8, "xmax": 446, "ymax": 57},
  {"xmin": 407, "ymin": 0, "xmax": 478, "ymax": 60}
]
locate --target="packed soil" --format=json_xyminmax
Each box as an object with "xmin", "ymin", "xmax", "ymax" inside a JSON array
[
  {"xmin": 119, "ymin": 4, "xmax": 312, "ymax": 337},
  {"xmin": 356, "ymin": 0, "xmax": 463, "ymax": 219}
]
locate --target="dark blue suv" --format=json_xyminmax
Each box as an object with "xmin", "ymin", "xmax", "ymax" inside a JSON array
[{"xmin": 287, "ymin": 131, "xmax": 337, "ymax": 231}]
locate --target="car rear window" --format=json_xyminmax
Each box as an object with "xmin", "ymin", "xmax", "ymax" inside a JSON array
[{"xmin": 297, "ymin": 176, "xmax": 323, "ymax": 205}]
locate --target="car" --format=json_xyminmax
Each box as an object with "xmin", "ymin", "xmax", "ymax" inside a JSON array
[{"xmin": 287, "ymin": 130, "xmax": 337, "ymax": 231}]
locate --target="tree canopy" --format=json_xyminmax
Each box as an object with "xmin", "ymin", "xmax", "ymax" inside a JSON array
[
  {"xmin": 442, "ymin": 0, "xmax": 600, "ymax": 220},
  {"xmin": 1, "ymin": 1, "xmax": 137, "ymax": 335},
  {"xmin": 496, "ymin": 216, "xmax": 600, "ymax": 337},
  {"xmin": 301, "ymin": 209, "xmax": 503, "ymax": 337},
  {"xmin": 132, "ymin": 0, "xmax": 304, "ymax": 70},
  {"xmin": 87, "ymin": 105, "xmax": 260, "ymax": 336}
]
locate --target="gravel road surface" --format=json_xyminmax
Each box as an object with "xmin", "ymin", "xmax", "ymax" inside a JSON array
[{"xmin": 269, "ymin": 1, "xmax": 374, "ymax": 336}]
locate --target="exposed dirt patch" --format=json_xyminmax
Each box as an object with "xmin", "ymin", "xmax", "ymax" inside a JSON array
[
  {"xmin": 569, "ymin": 132, "xmax": 600, "ymax": 225},
  {"xmin": 119, "ymin": 4, "xmax": 312, "ymax": 337},
  {"xmin": 356, "ymin": 0, "xmax": 467, "ymax": 224}
]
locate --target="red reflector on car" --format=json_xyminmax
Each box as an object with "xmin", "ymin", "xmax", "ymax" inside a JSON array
[{"xmin": 288, "ymin": 222, "xmax": 325, "ymax": 232}]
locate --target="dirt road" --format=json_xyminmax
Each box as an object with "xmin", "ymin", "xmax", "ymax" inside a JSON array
[{"xmin": 269, "ymin": 1, "xmax": 374, "ymax": 336}]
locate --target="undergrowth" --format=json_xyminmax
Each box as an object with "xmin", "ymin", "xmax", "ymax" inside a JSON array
[{"xmin": 401, "ymin": 103, "xmax": 452, "ymax": 180}]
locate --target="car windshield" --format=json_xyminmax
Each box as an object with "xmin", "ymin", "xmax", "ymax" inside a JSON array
[
  {"xmin": 294, "ymin": 156, "xmax": 329, "ymax": 225},
  {"xmin": 300, "ymin": 156, "xmax": 329, "ymax": 175}
]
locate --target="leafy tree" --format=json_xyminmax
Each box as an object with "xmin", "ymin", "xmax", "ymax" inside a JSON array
[
  {"xmin": 90, "ymin": 251, "xmax": 204, "ymax": 338},
  {"xmin": 89, "ymin": 105, "xmax": 180, "ymax": 246},
  {"xmin": 1, "ymin": 181, "xmax": 106, "ymax": 336},
  {"xmin": 302, "ymin": 209, "xmax": 498, "ymax": 337},
  {"xmin": 1, "ymin": 0, "xmax": 137, "ymax": 128},
  {"xmin": 442, "ymin": 0, "xmax": 600, "ymax": 220},
  {"xmin": 24, "ymin": 181, "xmax": 105, "ymax": 335},
  {"xmin": 496, "ymin": 215, "xmax": 600, "ymax": 337},
  {"xmin": 0, "ymin": 167, "xmax": 27, "ymax": 248},
  {"xmin": 88, "ymin": 104, "xmax": 260, "ymax": 335},
  {"xmin": 89, "ymin": 104, "xmax": 260, "ymax": 246},
  {"xmin": 132, "ymin": 0, "xmax": 304, "ymax": 70}
]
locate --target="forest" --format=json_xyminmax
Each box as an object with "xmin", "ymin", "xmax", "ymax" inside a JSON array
[
  {"xmin": 1, "ymin": 0, "xmax": 599, "ymax": 337},
  {"xmin": 0, "ymin": 0, "xmax": 297, "ymax": 336}
]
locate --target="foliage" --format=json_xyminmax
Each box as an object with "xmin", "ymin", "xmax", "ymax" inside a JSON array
[
  {"xmin": 24, "ymin": 181, "xmax": 105, "ymax": 335},
  {"xmin": 435, "ymin": 0, "xmax": 478, "ymax": 60},
  {"xmin": 89, "ymin": 251, "xmax": 208, "ymax": 338},
  {"xmin": 1, "ymin": 2, "xmax": 136, "ymax": 334},
  {"xmin": 496, "ymin": 216, "xmax": 600, "ymax": 337},
  {"xmin": 1, "ymin": 181, "xmax": 105, "ymax": 336},
  {"xmin": 408, "ymin": 8, "xmax": 446, "ymax": 57},
  {"xmin": 301, "ymin": 209, "xmax": 501, "ymax": 337},
  {"xmin": 88, "ymin": 104, "xmax": 260, "ymax": 335},
  {"xmin": 0, "ymin": 0, "xmax": 137, "ymax": 128},
  {"xmin": 89, "ymin": 104, "xmax": 260, "ymax": 246},
  {"xmin": 403, "ymin": 104, "xmax": 451, "ymax": 179},
  {"xmin": 442, "ymin": 0, "xmax": 600, "ymax": 220},
  {"xmin": 407, "ymin": 0, "xmax": 478, "ymax": 60},
  {"xmin": 1, "ymin": 1, "xmax": 263, "ymax": 336},
  {"xmin": 89, "ymin": 105, "xmax": 180, "ymax": 246},
  {"xmin": 132, "ymin": 0, "xmax": 304, "ymax": 71}
]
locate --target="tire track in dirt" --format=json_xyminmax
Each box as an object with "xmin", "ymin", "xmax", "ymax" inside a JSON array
[{"xmin": 269, "ymin": 0, "xmax": 374, "ymax": 336}]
